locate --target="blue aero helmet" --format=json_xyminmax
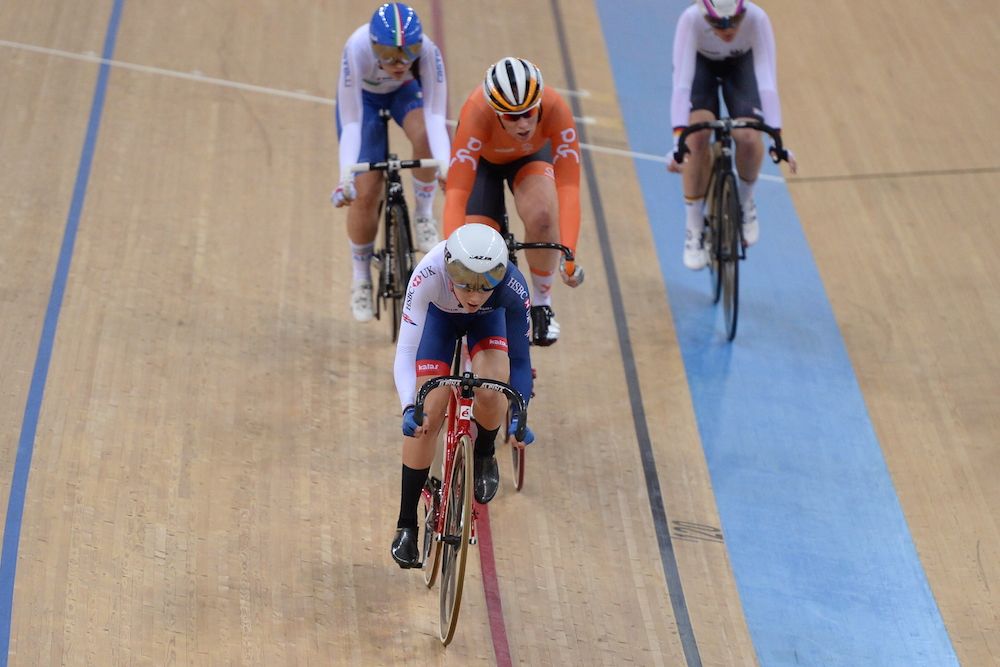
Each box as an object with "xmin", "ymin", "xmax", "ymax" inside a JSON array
[{"xmin": 369, "ymin": 2, "xmax": 423, "ymax": 64}]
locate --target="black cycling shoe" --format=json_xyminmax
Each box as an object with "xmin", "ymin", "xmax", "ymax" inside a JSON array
[
  {"xmin": 474, "ymin": 454, "xmax": 500, "ymax": 504},
  {"xmin": 391, "ymin": 527, "xmax": 421, "ymax": 569},
  {"xmin": 530, "ymin": 305, "xmax": 560, "ymax": 346}
]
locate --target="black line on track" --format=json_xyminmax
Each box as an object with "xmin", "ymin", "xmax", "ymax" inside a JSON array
[
  {"xmin": 549, "ymin": 2, "xmax": 702, "ymax": 665},
  {"xmin": 787, "ymin": 165, "xmax": 1000, "ymax": 184}
]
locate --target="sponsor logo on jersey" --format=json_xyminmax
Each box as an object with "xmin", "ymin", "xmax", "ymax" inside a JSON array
[
  {"xmin": 506, "ymin": 275, "xmax": 529, "ymax": 299},
  {"xmin": 341, "ymin": 54, "xmax": 352, "ymax": 87},
  {"xmin": 434, "ymin": 51, "xmax": 445, "ymax": 83},
  {"xmin": 402, "ymin": 312, "xmax": 417, "ymax": 326},
  {"xmin": 417, "ymin": 360, "xmax": 448, "ymax": 375},
  {"xmin": 479, "ymin": 337, "xmax": 508, "ymax": 352},
  {"xmin": 553, "ymin": 127, "xmax": 580, "ymax": 165},
  {"xmin": 451, "ymin": 136, "xmax": 483, "ymax": 171}
]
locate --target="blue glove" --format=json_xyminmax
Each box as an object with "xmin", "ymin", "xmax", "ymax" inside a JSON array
[
  {"xmin": 402, "ymin": 405, "xmax": 420, "ymax": 437},
  {"xmin": 508, "ymin": 414, "xmax": 535, "ymax": 445}
]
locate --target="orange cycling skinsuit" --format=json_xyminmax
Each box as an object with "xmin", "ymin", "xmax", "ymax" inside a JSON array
[{"xmin": 443, "ymin": 86, "xmax": 582, "ymax": 276}]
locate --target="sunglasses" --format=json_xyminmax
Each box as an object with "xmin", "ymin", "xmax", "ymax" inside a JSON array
[
  {"xmin": 705, "ymin": 12, "xmax": 745, "ymax": 30},
  {"xmin": 371, "ymin": 42, "xmax": 420, "ymax": 65},
  {"xmin": 497, "ymin": 106, "xmax": 539, "ymax": 121}
]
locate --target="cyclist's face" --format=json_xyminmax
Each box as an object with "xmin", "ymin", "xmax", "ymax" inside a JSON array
[
  {"xmin": 497, "ymin": 110, "xmax": 539, "ymax": 141},
  {"xmin": 712, "ymin": 25, "xmax": 740, "ymax": 42},
  {"xmin": 452, "ymin": 285, "xmax": 489, "ymax": 312},
  {"xmin": 705, "ymin": 13, "xmax": 744, "ymax": 42},
  {"xmin": 380, "ymin": 60, "xmax": 411, "ymax": 78}
]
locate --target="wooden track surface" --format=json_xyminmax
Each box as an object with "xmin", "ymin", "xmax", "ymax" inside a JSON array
[
  {"xmin": 774, "ymin": 2, "xmax": 1000, "ymax": 664},
  {"xmin": 0, "ymin": 1, "xmax": 996, "ymax": 664}
]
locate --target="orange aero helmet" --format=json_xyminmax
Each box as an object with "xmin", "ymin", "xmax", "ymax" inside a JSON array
[{"xmin": 482, "ymin": 57, "xmax": 544, "ymax": 114}]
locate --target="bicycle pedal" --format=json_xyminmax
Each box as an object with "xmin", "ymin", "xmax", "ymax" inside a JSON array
[{"xmin": 469, "ymin": 537, "xmax": 478, "ymax": 546}]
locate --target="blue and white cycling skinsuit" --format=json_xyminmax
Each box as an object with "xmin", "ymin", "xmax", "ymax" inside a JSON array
[
  {"xmin": 393, "ymin": 242, "xmax": 534, "ymax": 411},
  {"xmin": 335, "ymin": 24, "xmax": 450, "ymax": 181}
]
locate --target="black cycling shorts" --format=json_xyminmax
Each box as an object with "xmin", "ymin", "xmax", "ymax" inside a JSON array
[
  {"xmin": 465, "ymin": 144, "xmax": 553, "ymax": 226},
  {"xmin": 690, "ymin": 51, "xmax": 763, "ymax": 121}
]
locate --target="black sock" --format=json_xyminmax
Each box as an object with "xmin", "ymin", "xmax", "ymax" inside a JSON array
[
  {"xmin": 397, "ymin": 465, "xmax": 430, "ymax": 530},
  {"xmin": 474, "ymin": 423, "xmax": 500, "ymax": 459}
]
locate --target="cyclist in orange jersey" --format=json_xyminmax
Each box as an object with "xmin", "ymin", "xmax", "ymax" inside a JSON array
[{"xmin": 443, "ymin": 57, "xmax": 585, "ymax": 346}]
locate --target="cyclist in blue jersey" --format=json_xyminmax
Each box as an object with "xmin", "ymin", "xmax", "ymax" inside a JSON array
[{"xmin": 390, "ymin": 224, "xmax": 535, "ymax": 568}]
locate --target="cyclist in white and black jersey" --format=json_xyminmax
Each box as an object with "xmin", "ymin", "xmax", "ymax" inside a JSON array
[
  {"xmin": 333, "ymin": 3, "xmax": 450, "ymax": 321},
  {"xmin": 668, "ymin": 0, "xmax": 797, "ymax": 270}
]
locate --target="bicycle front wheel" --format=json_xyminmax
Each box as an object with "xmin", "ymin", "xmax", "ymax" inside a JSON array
[
  {"xmin": 388, "ymin": 203, "xmax": 414, "ymax": 343},
  {"xmin": 505, "ymin": 404, "xmax": 525, "ymax": 491},
  {"xmin": 439, "ymin": 434, "xmax": 474, "ymax": 645},
  {"xmin": 421, "ymin": 477, "xmax": 442, "ymax": 588},
  {"xmin": 718, "ymin": 171, "xmax": 741, "ymax": 340}
]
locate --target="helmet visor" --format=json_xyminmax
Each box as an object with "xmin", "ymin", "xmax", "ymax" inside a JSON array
[
  {"xmin": 446, "ymin": 260, "xmax": 507, "ymax": 292},
  {"xmin": 372, "ymin": 41, "xmax": 421, "ymax": 65}
]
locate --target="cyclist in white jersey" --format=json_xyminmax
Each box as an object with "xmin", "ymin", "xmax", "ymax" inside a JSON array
[
  {"xmin": 389, "ymin": 224, "xmax": 535, "ymax": 568},
  {"xmin": 333, "ymin": 3, "xmax": 450, "ymax": 320},
  {"xmin": 668, "ymin": 0, "xmax": 797, "ymax": 270}
]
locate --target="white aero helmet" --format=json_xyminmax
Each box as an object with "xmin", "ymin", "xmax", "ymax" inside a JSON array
[
  {"xmin": 482, "ymin": 57, "xmax": 544, "ymax": 114},
  {"xmin": 699, "ymin": 0, "xmax": 747, "ymax": 28},
  {"xmin": 444, "ymin": 224, "xmax": 508, "ymax": 291}
]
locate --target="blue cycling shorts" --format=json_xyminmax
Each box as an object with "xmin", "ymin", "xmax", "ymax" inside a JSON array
[
  {"xmin": 415, "ymin": 305, "xmax": 507, "ymax": 377},
  {"xmin": 336, "ymin": 80, "xmax": 424, "ymax": 163}
]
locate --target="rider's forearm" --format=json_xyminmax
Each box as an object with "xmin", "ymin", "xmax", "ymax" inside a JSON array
[{"xmin": 556, "ymin": 184, "xmax": 581, "ymax": 255}]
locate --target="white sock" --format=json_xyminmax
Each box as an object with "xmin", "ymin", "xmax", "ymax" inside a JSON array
[
  {"xmin": 738, "ymin": 177, "xmax": 756, "ymax": 207},
  {"xmin": 412, "ymin": 176, "xmax": 437, "ymax": 219},
  {"xmin": 529, "ymin": 268, "xmax": 554, "ymax": 307},
  {"xmin": 349, "ymin": 241, "xmax": 374, "ymax": 283},
  {"xmin": 685, "ymin": 198, "xmax": 705, "ymax": 234}
]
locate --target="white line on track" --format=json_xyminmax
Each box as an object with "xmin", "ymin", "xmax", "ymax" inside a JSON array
[{"xmin": 0, "ymin": 38, "xmax": 782, "ymax": 183}]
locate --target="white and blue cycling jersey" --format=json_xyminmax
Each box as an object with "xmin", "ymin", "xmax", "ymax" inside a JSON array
[
  {"xmin": 335, "ymin": 25, "xmax": 450, "ymax": 183},
  {"xmin": 393, "ymin": 243, "xmax": 533, "ymax": 411}
]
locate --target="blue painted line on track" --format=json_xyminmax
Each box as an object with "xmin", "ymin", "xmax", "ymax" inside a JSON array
[
  {"xmin": 594, "ymin": 1, "xmax": 958, "ymax": 665},
  {"xmin": 0, "ymin": 1, "xmax": 125, "ymax": 662}
]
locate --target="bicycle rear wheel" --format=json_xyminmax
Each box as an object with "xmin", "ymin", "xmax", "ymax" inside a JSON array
[
  {"xmin": 421, "ymin": 477, "xmax": 442, "ymax": 588},
  {"xmin": 387, "ymin": 202, "xmax": 414, "ymax": 342},
  {"xmin": 439, "ymin": 434, "xmax": 474, "ymax": 645},
  {"xmin": 505, "ymin": 405, "xmax": 525, "ymax": 491},
  {"xmin": 718, "ymin": 171, "xmax": 741, "ymax": 340}
]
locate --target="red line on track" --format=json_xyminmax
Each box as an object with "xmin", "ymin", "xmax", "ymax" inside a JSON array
[
  {"xmin": 475, "ymin": 502, "xmax": 512, "ymax": 667},
  {"xmin": 428, "ymin": 2, "xmax": 504, "ymax": 658}
]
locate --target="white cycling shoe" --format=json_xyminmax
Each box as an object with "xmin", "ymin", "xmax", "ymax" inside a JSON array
[
  {"xmin": 351, "ymin": 281, "xmax": 374, "ymax": 322},
  {"xmin": 742, "ymin": 199, "xmax": 759, "ymax": 246},
  {"xmin": 683, "ymin": 228, "xmax": 708, "ymax": 271},
  {"xmin": 414, "ymin": 216, "xmax": 440, "ymax": 253}
]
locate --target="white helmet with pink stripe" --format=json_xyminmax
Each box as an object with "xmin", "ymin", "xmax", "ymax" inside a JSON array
[{"xmin": 698, "ymin": 0, "xmax": 747, "ymax": 28}]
